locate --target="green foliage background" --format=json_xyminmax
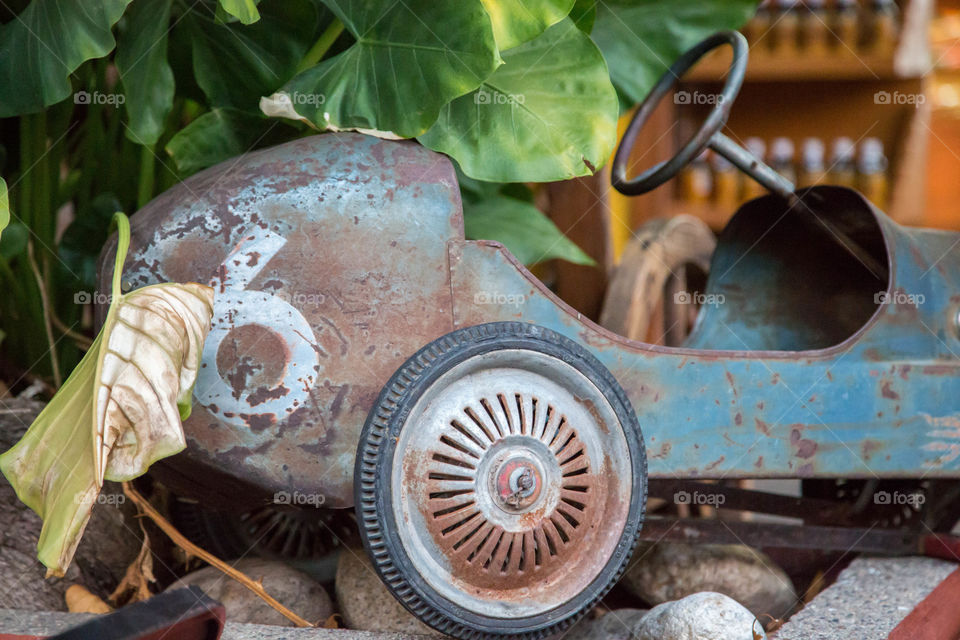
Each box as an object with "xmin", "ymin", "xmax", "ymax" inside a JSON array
[{"xmin": 0, "ymin": 0, "xmax": 754, "ymax": 383}]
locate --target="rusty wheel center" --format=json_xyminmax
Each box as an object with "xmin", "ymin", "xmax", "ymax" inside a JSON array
[{"xmin": 492, "ymin": 457, "xmax": 542, "ymax": 512}]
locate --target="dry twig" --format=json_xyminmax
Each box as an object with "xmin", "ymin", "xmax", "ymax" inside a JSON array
[{"xmin": 121, "ymin": 482, "xmax": 315, "ymax": 627}]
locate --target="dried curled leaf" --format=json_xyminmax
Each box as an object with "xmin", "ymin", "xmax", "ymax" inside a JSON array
[
  {"xmin": 66, "ymin": 584, "xmax": 113, "ymax": 614},
  {"xmin": 0, "ymin": 213, "xmax": 214, "ymax": 576}
]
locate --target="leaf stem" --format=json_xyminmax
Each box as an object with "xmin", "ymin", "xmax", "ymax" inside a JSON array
[
  {"xmin": 137, "ymin": 145, "xmax": 156, "ymax": 209},
  {"xmin": 122, "ymin": 483, "xmax": 315, "ymax": 627},
  {"xmin": 27, "ymin": 242, "xmax": 61, "ymax": 388},
  {"xmin": 111, "ymin": 212, "xmax": 131, "ymax": 302},
  {"xmin": 297, "ymin": 18, "xmax": 344, "ymax": 73}
]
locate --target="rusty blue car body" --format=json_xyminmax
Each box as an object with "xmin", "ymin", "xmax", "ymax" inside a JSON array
[{"xmin": 99, "ymin": 132, "xmax": 960, "ymax": 509}]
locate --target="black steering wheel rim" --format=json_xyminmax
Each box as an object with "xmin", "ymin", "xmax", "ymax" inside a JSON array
[{"xmin": 611, "ymin": 31, "xmax": 748, "ymax": 196}]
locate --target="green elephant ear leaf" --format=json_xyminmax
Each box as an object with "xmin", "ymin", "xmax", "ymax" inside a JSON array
[
  {"xmin": 264, "ymin": 0, "xmax": 501, "ymax": 138},
  {"xmin": 116, "ymin": 0, "xmax": 175, "ymax": 146},
  {"xmin": 464, "ymin": 193, "xmax": 594, "ymax": 266},
  {"xmin": 570, "ymin": 0, "xmax": 597, "ymax": 33},
  {"xmin": 591, "ymin": 0, "xmax": 756, "ymax": 105},
  {"xmin": 166, "ymin": 108, "xmax": 298, "ymax": 176},
  {"xmin": 0, "ymin": 213, "xmax": 215, "ymax": 577},
  {"xmin": 419, "ymin": 18, "xmax": 617, "ymax": 182},
  {"xmin": 218, "ymin": 0, "xmax": 260, "ymax": 24},
  {"xmin": 0, "ymin": 0, "xmax": 134, "ymax": 117},
  {"xmin": 187, "ymin": 0, "xmax": 319, "ymax": 112},
  {"xmin": 480, "ymin": 0, "xmax": 575, "ymax": 49}
]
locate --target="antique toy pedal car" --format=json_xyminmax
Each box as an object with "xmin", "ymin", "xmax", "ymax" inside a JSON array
[{"xmin": 99, "ymin": 32, "xmax": 960, "ymax": 639}]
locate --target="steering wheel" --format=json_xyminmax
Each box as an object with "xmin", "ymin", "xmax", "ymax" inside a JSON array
[{"xmin": 611, "ymin": 31, "xmax": 793, "ymax": 200}]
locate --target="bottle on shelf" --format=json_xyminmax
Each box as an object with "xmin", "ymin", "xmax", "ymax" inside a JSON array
[
  {"xmin": 770, "ymin": 137, "xmax": 797, "ymax": 185},
  {"xmin": 771, "ymin": 0, "xmax": 801, "ymax": 56},
  {"xmin": 828, "ymin": 137, "xmax": 857, "ymax": 188},
  {"xmin": 741, "ymin": 137, "xmax": 769, "ymax": 202},
  {"xmin": 832, "ymin": 0, "xmax": 862, "ymax": 52},
  {"xmin": 858, "ymin": 137, "xmax": 889, "ymax": 208},
  {"xmin": 802, "ymin": 0, "xmax": 832, "ymax": 57},
  {"xmin": 867, "ymin": 0, "xmax": 900, "ymax": 57},
  {"xmin": 712, "ymin": 151, "xmax": 740, "ymax": 210},
  {"xmin": 746, "ymin": 0, "xmax": 774, "ymax": 47},
  {"xmin": 799, "ymin": 137, "xmax": 826, "ymax": 187},
  {"xmin": 678, "ymin": 149, "xmax": 713, "ymax": 206}
]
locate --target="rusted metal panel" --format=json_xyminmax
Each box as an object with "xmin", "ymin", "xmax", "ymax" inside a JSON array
[
  {"xmin": 98, "ymin": 134, "xmax": 462, "ymax": 508},
  {"xmin": 449, "ymin": 186, "xmax": 960, "ymax": 479}
]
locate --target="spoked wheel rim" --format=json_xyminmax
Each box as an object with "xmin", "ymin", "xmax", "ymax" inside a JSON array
[
  {"xmin": 393, "ymin": 350, "xmax": 633, "ymax": 618},
  {"xmin": 356, "ymin": 322, "xmax": 646, "ymax": 639}
]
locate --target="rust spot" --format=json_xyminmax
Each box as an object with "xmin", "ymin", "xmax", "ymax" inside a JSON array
[
  {"xmin": 790, "ymin": 427, "xmax": 817, "ymax": 459},
  {"xmin": 216, "ymin": 324, "xmax": 288, "ymax": 399},
  {"xmin": 755, "ymin": 418, "xmax": 771, "ymax": 436},
  {"xmin": 705, "ymin": 456, "xmax": 725, "ymax": 472},
  {"xmin": 754, "ymin": 456, "xmax": 764, "ymax": 469},
  {"xmin": 247, "ymin": 384, "xmax": 290, "ymax": 407},
  {"xmin": 881, "ymin": 380, "xmax": 900, "ymax": 400},
  {"xmin": 238, "ymin": 413, "xmax": 276, "ymax": 432},
  {"xmin": 734, "ymin": 412, "xmax": 742, "ymax": 426},
  {"xmin": 923, "ymin": 365, "xmax": 957, "ymax": 376},
  {"xmin": 650, "ymin": 443, "xmax": 672, "ymax": 460},
  {"xmin": 861, "ymin": 440, "xmax": 881, "ymax": 460}
]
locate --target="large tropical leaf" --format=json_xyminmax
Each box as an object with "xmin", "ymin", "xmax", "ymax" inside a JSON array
[
  {"xmin": 218, "ymin": 0, "xmax": 260, "ymax": 24},
  {"xmin": 480, "ymin": 0, "xmax": 575, "ymax": 49},
  {"xmin": 570, "ymin": 0, "xmax": 597, "ymax": 33},
  {"xmin": 116, "ymin": 0, "xmax": 175, "ymax": 146},
  {"xmin": 0, "ymin": 213, "xmax": 214, "ymax": 576},
  {"xmin": 187, "ymin": 0, "xmax": 319, "ymax": 112},
  {"xmin": 591, "ymin": 0, "xmax": 756, "ymax": 105},
  {"xmin": 166, "ymin": 108, "xmax": 295, "ymax": 175},
  {"xmin": 419, "ymin": 18, "xmax": 617, "ymax": 182},
  {"xmin": 265, "ymin": 0, "xmax": 500, "ymax": 138},
  {"xmin": 0, "ymin": 0, "xmax": 133, "ymax": 117},
  {"xmin": 464, "ymin": 193, "xmax": 594, "ymax": 266}
]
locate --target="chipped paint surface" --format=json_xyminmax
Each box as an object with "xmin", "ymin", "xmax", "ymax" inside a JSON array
[
  {"xmin": 449, "ymin": 187, "xmax": 960, "ymax": 479},
  {"xmin": 99, "ymin": 134, "xmax": 460, "ymax": 507}
]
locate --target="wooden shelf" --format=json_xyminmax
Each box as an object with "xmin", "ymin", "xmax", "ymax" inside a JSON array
[{"xmin": 685, "ymin": 50, "xmax": 902, "ymax": 83}]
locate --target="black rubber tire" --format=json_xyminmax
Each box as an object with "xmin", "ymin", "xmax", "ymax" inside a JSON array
[{"xmin": 354, "ymin": 322, "xmax": 647, "ymax": 640}]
